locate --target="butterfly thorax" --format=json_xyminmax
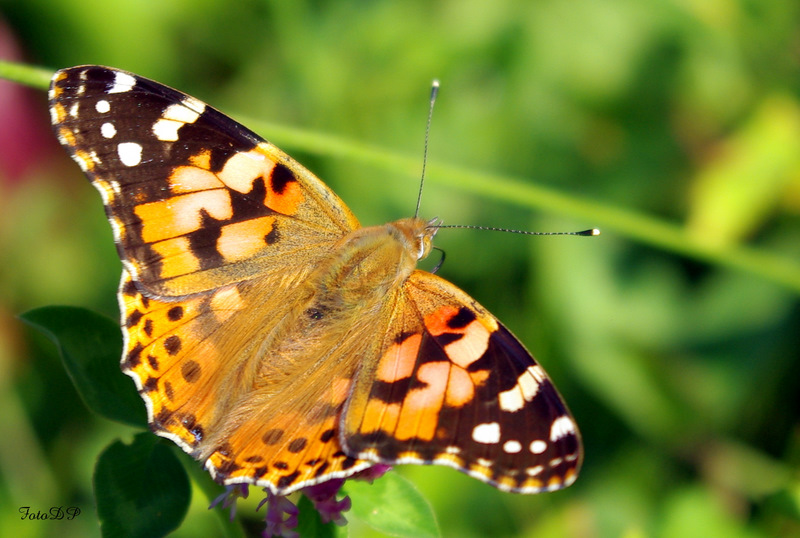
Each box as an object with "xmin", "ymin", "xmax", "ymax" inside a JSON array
[{"xmin": 310, "ymin": 217, "xmax": 435, "ymax": 308}]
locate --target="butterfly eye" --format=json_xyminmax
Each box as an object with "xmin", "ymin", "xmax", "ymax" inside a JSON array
[{"xmin": 415, "ymin": 230, "xmax": 436, "ymax": 261}]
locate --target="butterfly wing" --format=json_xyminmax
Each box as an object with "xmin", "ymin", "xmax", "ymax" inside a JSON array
[
  {"xmin": 116, "ymin": 263, "xmax": 375, "ymax": 493},
  {"xmin": 50, "ymin": 65, "xmax": 359, "ymax": 297},
  {"xmin": 342, "ymin": 270, "xmax": 582, "ymax": 493},
  {"xmin": 50, "ymin": 66, "xmax": 371, "ymax": 493}
]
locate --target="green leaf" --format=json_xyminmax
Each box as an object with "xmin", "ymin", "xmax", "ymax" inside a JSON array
[
  {"xmin": 296, "ymin": 494, "xmax": 338, "ymax": 538},
  {"xmin": 345, "ymin": 472, "xmax": 440, "ymax": 538},
  {"xmin": 94, "ymin": 433, "xmax": 191, "ymax": 538},
  {"xmin": 20, "ymin": 305, "xmax": 146, "ymax": 427}
]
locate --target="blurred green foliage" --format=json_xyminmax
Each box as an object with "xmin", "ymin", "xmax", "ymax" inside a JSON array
[{"xmin": 1, "ymin": 0, "xmax": 799, "ymax": 536}]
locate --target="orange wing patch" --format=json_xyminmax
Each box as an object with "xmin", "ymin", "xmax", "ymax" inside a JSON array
[
  {"xmin": 221, "ymin": 146, "xmax": 305, "ymax": 216},
  {"xmin": 346, "ymin": 304, "xmax": 493, "ymax": 446},
  {"xmin": 216, "ymin": 216, "xmax": 279, "ymax": 262},
  {"xmin": 134, "ymin": 190, "xmax": 234, "ymax": 243},
  {"xmin": 375, "ymin": 333, "xmax": 421, "ymax": 383},
  {"xmin": 424, "ymin": 304, "xmax": 495, "ymax": 369}
]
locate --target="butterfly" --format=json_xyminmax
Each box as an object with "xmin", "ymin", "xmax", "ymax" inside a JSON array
[{"xmin": 48, "ymin": 65, "xmax": 581, "ymax": 495}]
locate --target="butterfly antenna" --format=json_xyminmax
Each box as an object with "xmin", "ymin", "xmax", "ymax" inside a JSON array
[
  {"xmin": 435, "ymin": 224, "xmax": 601, "ymax": 237},
  {"xmin": 414, "ymin": 79, "xmax": 439, "ymax": 218}
]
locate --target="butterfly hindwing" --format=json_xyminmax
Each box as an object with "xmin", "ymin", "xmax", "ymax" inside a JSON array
[
  {"xmin": 342, "ymin": 270, "xmax": 581, "ymax": 493},
  {"xmin": 118, "ymin": 261, "xmax": 377, "ymax": 495}
]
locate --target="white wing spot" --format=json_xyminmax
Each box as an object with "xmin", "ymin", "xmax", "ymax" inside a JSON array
[
  {"xmin": 166, "ymin": 101, "xmax": 204, "ymax": 122},
  {"xmin": 529, "ymin": 440, "xmax": 547, "ymax": 454},
  {"xmin": 69, "ymin": 103, "xmax": 80, "ymax": 118},
  {"xmin": 117, "ymin": 142, "xmax": 143, "ymax": 167},
  {"xmin": 152, "ymin": 100, "xmax": 207, "ymax": 141},
  {"xmin": 476, "ymin": 458, "xmax": 494, "ymax": 468},
  {"xmin": 503, "ymin": 440, "xmax": 522, "ymax": 454},
  {"xmin": 181, "ymin": 95, "xmax": 207, "ymax": 114},
  {"xmin": 109, "ymin": 71, "xmax": 136, "ymax": 94},
  {"xmin": 471, "ymin": 422, "xmax": 501, "ymax": 444},
  {"xmin": 242, "ymin": 150, "xmax": 266, "ymax": 161},
  {"xmin": 520, "ymin": 365, "xmax": 545, "ymax": 401},
  {"xmin": 499, "ymin": 365, "xmax": 546, "ymax": 412},
  {"xmin": 550, "ymin": 416, "xmax": 576, "ymax": 442},
  {"xmin": 525, "ymin": 465, "xmax": 544, "ymax": 477},
  {"xmin": 101, "ymin": 122, "xmax": 117, "ymax": 139},
  {"xmin": 444, "ymin": 446, "xmax": 461, "ymax": 455},
  {"xmin": 95, "ymin": 100, "xmax": 111, "ymax": 113},
  {"xmin": 152, "ymin": 119, "xmax": 182, "ymax": 141},
  {"xmin": 499, "ymin": 387, "xmax": 523, "ymax": 412}
]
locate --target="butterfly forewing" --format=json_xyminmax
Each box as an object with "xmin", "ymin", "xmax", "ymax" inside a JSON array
[
  {"xmin": 49, "ymin": 65, "xmax": 582, "ymax": 497},
  {"xmin": 49, "ymin": 66, "xmax": 358, "ymax": 298}
]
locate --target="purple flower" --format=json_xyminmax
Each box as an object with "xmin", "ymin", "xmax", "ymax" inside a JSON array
[
  {"xmin": 302, "ymin": 479, "xmax": 351, "ymax": 525},
  {"xmin": 208, "ymin": 484, "xmax": 249, "ymax": 521},
  {"xmin": 209, "ymin": 464, "xmax": 393, "ymax": 536},
  {"xmin": 353, "ymin": 464, "xmax": 392, "ymax": 484},
  {"xmin": 259, "ymin": 490, "xmax": 299, "ymax": 538}
]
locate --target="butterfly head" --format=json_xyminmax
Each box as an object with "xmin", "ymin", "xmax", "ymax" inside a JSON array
[
  {"xmin": 416, "ymin": 217, "xmax": 442, "ymax": 261},
  {"xmin": 383, "ymin": 217, "xmax": 439, "ymax": 263}
]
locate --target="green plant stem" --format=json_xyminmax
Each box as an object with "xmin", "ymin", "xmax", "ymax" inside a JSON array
[{"xmin": 0, "ymin": 60, "xmax": 53, "ymax": 90}]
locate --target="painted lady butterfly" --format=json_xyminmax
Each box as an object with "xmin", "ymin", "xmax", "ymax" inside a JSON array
[{"xmin": 49, "ymin": 66, "xmax": 581, "ymax": 495}]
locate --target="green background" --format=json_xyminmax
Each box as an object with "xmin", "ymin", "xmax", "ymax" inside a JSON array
[{"xmin": 1, "ymin": 0, "xmax": 799, "ymax": 536}]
